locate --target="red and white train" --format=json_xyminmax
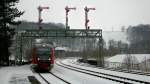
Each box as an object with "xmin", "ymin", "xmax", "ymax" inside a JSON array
[{"xmin": 31, "ymin": 43, "xmax": 55, "ymax": 71}]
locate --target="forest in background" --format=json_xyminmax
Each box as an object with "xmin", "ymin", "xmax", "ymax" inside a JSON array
[
  {"xmin": 15, "ymin": 21, "xmax": 65, "ymax": 31},
  {"xmin": 103, "ymin": 24, "xmax": 150, "ymax": 57}
]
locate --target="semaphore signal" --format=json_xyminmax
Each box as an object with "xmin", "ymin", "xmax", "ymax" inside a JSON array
[
  {"xmin": 84, "ymin": 6, "xmax": 95, "ymax": 30},
  {"xmin": 38, "ymin": 6, "xmax": 49, "ymax": 30},
  {"xmin": 65, "ymin": 6, "xmax": 76, "ymax": 29}
]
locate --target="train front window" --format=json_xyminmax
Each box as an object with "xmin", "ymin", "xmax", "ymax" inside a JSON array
[{"xmin": 37, "ymin": 48, "xmax": 50, "ymax": 60}]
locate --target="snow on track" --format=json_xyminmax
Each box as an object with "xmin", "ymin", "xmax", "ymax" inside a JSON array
[
  {"xmin": 60, "ymin": 58, "xmax": 150, "ymax": 83},
  {"xmin": 56, "ymin": 61, "xmax": 137, "ymax": 84},
  {"xmin": 69, "ymin": 58, "xmax": 150, "ymax": 76},
  {"xmin": 39, "ymin": 73, "xmax": 69, "ymax": 84},
  {"xmin": 52, "ymin": 63, "xmax": 119, "ymax": 84}
]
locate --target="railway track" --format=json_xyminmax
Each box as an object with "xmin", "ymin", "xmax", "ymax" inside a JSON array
[
  {"xmin": 38, "ymin": 73, "xmax": 51, "ymax": 84},
  {"xmin": 70, "ymin": 59, "xmax": 150, "ymax": 76},
  {"xmin": 106, "ymin": 68, "xmax": 150, "ymax": 76},
  {"xmin": 38, "ymin": 72, "xmax": 71, "ymax": 84},
  {"xmin": 49, "ymin": 72, "xmax": 71, "ymax": 84},
  {"xmin": 57, "ymin": 61, "xmax": 150, "ymax": 84}
]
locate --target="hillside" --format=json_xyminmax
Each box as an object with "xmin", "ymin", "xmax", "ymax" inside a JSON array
[
  {"xmin": 15, "ymin": 21, "xmax": 65, "ymax": 31},
  {"xmin": 103, "ymin": 31, "xmax": 128, "ymax": 47}
]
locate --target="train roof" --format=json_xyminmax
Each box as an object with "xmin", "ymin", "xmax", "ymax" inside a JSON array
[{"xmin": 34, "ymin": 43, "xmax": 54, "ymax": 48}]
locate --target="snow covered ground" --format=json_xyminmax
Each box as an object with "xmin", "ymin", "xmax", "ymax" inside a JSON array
[
  {"xmin": 61, "ymin": 58, "xmax": 150, "ymax": 83},
  {"xmin": 106, "ymin": 54, "xmax": 150, "ymax": 63},
  {"xmin": 1, "ymin": 57, "xmax": 150, "ymax": 84},
  {"xmin": 0, "ymin": 65, "xmax": 32, "ymax": 84},
  {"xmin": 0, "ymin": 64, "xmax": 118, "ymax": 84},
  {"xmin": 52, "ymin": 63, "xmax": 118, "ymax": 84},
  {"xmin": 106, "ymin": 54, "xmax": 150, "ymax": 69},
  {"xmin": 0, "ymin": 65, "xmax": 47, "ymax": 84}
]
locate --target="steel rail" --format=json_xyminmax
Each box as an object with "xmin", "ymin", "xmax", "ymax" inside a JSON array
[
  {"xmin": 56, "ymin": 62, "xmax": 132, "ymax": 84},
  {"xmin": 38, "ymin": 73, "xmax": 51, "ymax": 84},
  {"xmin": 58, "ymin": 61, "xmax": 150, "ymax": 84},
  {"xmin": 49, "ymin": 72, "xmax": 71, "ymax": 84},
  {"xmin": 71, "ymin": 60, "xmax": 150, "ymax": 76}
]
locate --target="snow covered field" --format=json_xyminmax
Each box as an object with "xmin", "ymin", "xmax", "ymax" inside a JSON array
[
  {"xmin": 106, "ymin": 54, "xmax": 150, "ymax": 63},
  {"xmin": 106, "ymin": 54, "xmax": 150, "ymax": 70}
]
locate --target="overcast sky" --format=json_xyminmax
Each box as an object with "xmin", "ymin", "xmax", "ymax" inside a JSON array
[{"xmin": 17, "ymin": 0, "xmax": 150, "ymax": 31}]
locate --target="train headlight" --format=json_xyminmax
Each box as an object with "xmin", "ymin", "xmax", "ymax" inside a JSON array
[{"xmin": 38, "ymin": 58, "xmax": 40, "ymax": 60}]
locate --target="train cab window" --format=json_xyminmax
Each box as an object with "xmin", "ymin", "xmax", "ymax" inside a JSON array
[{"xmin": 37, "ymin": 48, "xmax": 50, "ymax": 60}]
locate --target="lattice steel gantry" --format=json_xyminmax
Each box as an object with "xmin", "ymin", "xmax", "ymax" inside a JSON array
[{"xmin": 15, "ymin": 29, "xmax": 103, "ymax": 67}]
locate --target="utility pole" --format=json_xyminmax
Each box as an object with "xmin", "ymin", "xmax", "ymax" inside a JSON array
[
  {"xmin": 65, "ymin": 6, "xmax": 76, "ymax": 29},
  {"xmin": 38, "ymin": 6, "xmax": 49, "ymax": 30},
  {"xmin": 84, "ymin": 6, "xmax": 95, "ymax": 30}
]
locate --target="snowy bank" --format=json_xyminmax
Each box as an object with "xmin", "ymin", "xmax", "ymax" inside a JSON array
[{"xmin": 106, "ymin": 54, "xmax": 150, "ymax": 71}]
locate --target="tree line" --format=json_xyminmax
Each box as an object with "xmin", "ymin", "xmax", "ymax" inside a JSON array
[
  {"xmin": 103, "ymin": 24, "xmax": 150, "ymax": 57},
  {"xmin": 15, "ymin": 21, "xmax": 65, "ymax": 31},
  {"xmin": 0, "ymin": 0, "xmax": 23, "ymax": 65},
  {"xmin": 127, "ymin": 24, "xmax": 150, "ymax": 54}
]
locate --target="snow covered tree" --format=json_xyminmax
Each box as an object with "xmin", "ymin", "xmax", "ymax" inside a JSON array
[{"xmin": 0, "ymin": 0, "xmax": 23, "ymax": 65}]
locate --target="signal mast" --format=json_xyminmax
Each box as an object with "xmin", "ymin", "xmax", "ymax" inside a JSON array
[
  {"xmin": 84, "ymin": 6, "xmax": 95, "ymax": 30},
  {"xmin": 38, "ymin": 6, "xmax": 49, "ymax": 30},
  {"xmin": 65, "ymin": 6, "xmax": 76, "ymax": 29}
]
